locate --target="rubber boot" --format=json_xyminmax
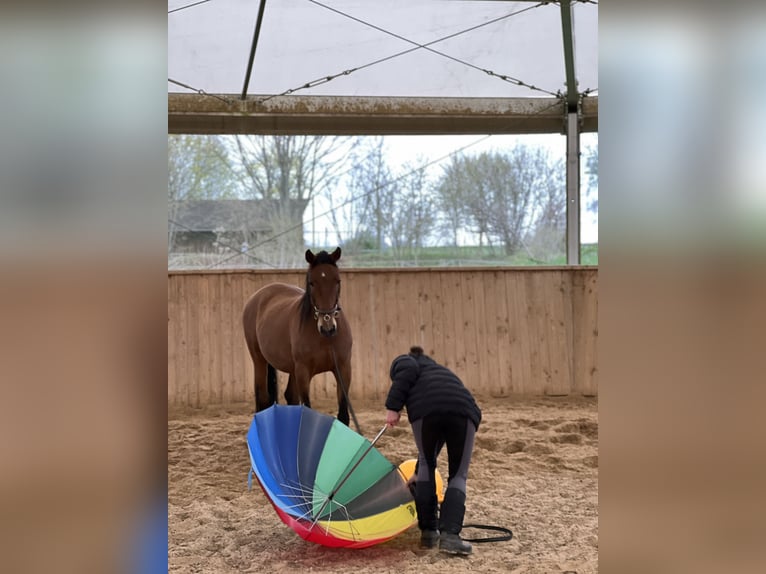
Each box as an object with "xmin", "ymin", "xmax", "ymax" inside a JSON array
[
  {"xmin": 439, "ymin": 487, "xmax": 472, "ymax": 555},
  {"xmin": 414, "ymin": 480, "xmax": 439, "ymax": 548}
]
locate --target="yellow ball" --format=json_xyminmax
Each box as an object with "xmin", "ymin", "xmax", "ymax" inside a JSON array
[{"xmin": 397, "ymin": 458, "xmax": 445, "ymax": 503}]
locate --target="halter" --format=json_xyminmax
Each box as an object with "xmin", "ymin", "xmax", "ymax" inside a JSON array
[
  {"xmin": 313, "ymin": 302, "xmax": 341, "ymax": 322},
  {"xmin": 306, "ymin": 266, "xmax": 341, "ymax": 324}
]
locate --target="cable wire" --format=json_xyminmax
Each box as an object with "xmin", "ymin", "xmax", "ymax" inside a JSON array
[
  {"xmin": 168, "ymin": 0, "xmax": 213, "ymax": 15},
  {"xmin": 168, "ymin": 78, "xmax": 236, "ymax": 105}
]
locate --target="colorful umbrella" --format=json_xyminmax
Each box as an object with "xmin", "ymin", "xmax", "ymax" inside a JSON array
[{"xmin": 246, "ymin": 404, "xmax": 417, "ymax": 548}]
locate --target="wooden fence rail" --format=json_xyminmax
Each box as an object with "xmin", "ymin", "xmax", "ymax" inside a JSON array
[{"xmin": 168, "ymin": 267, "xmax": 597, "ymax": 409}]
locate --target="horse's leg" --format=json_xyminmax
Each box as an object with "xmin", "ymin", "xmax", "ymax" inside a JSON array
[
  {"xmin": 332, "ymin": 360, "xmax": 352, "ymax": 426},
  {"xmin": 267, "ymin": 364, "xmax": 278, "ymax": 405},
  {"xmin": 244, "ymin": 330, "xmax": 270, "ymax": 412},
  {"xmin": 249, "ymin": 350, "xmax": 271, "ymax": 413},
  {"xmin": 293, "ymin": 365, "xmax": 312, "ymax": 409},
  {"xmin": 284, "ymin": 373, "xmax": 298, "ymax": 405}
]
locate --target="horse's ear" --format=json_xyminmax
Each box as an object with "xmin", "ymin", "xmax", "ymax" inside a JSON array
[
  {"xmin": 330, "ymin": 247, "xmax": 341, "ymax": 262},
  {"xmin": 305, "ymin": 249, "xmax": 315, "ymax": 264}
]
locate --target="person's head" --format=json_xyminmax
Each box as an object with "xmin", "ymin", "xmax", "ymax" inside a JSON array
[{"xmin": 389, "ymin": 346, "xmax": 426, "ymax": 379}]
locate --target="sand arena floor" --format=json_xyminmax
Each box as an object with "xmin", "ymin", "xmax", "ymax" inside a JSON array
[{"xmin": 169, "ymin": 396, "xmax": 598, "ymax": 574}]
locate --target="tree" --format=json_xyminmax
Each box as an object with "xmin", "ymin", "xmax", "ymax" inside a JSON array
[
  {"xmin": 524, "ymin": 150, "xmax": 566, "ymax": 261},
  {"xmin": 167, "ymin": 135, "xmax": 237, "ymax": 253},
  {"xmin": 168, "ymin": 135, "xmax": 237, "ymax": 202},
  {"xmin": 435, "ymin": 155, "xmax": 471, "ymax": 247},
  {"xmin": 583, "ymin": 144, "xmax": 598, "ymax": 213},
  {"xmin": 434, "ymin": 145, "xmax": 566, "ymax": 260},
  {"xmin": 226, "ymin": 135, "xmax": 353, "ymax": 264},
  {"xmin": 343, "ymin": 137, "xmax": 396, "ymax": 253},
  {"xmin": 386, "ymin": 160, "xmax": 436, "ymax": 260}
]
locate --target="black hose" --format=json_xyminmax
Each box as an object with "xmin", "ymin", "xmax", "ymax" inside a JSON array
[{"xmin": 461, "ymin": 524, "xmax": 513, "ymax": 543}]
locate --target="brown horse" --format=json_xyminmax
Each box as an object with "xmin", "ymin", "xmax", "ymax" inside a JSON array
[{"xmin": 242, "ymin": 247, "xmax": 353, "ymax": 425}]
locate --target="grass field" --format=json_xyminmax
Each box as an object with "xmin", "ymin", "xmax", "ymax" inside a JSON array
[
  {"xmin": 169, "ymin": 244, "xmax": 598, "ymax": 270},
  {"xmin": 340, "ymin": 243, "xmax": 598, "ymax": 267}
]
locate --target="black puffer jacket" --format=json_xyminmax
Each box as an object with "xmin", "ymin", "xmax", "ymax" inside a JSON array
[{"xmin": 385, "ymin": 349, "xmax": 482, "ymax": 430}]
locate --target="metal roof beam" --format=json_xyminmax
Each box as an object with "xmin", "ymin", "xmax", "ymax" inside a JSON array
[{"xmin": 168, "ymin": 94, "xmax": 597, "ymax": 135}]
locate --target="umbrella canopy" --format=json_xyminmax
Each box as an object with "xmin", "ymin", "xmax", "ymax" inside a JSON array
[{"xmin": 247, "ymin": 405, "xmax": 417, "ymax": 548}]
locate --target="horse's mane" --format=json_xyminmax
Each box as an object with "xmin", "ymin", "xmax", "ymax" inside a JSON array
[{"xmin": 300, "ymin": 251, "xmax": 339, "ymax": 323}]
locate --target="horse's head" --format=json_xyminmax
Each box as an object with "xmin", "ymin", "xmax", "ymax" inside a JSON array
[{"xmin": 305, "ymin": 247, "xmax": 342, "ymax": 337}]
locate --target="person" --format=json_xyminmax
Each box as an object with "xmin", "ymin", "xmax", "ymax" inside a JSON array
[{"xmin": 384, "ymin": 346, "xmax": 482, "ymax": 555}]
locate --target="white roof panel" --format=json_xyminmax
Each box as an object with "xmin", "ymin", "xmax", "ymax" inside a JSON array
[{"xmin": 169, "ymin": 0, "xmax": 597, "ymax": 98}]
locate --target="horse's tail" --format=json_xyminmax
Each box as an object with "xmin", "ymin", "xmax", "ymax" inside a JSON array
[{"xmin": 267, "ymin": 364, "xmax": 278, "ymax": 405}]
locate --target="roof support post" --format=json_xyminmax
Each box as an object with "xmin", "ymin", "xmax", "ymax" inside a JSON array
[
  {"xmin": 566, "ymin": 110, "xmax": 581, "ymax": 265},
  {"xmin": 560, "ymin": 0, "xmax": 580, "ymax": 264}
]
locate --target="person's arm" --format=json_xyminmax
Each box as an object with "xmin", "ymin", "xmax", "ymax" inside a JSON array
[{"xmin": 384, "ymin": 356, "xmax": 419, "ymax": 426}]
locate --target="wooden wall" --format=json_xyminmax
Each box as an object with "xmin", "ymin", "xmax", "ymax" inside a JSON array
[{"xmin": 168, "ymin": 267, "xmax": 598, "ymax": 409}]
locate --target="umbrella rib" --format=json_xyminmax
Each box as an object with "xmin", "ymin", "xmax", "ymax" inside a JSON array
[
  {"xmin": 311, "ymin": 425, "xmax": 388, "ymax": 523},
  {"xmin": 276, "ymin": 480, "xmax": 318, "ymax": 520},
  {"xmin": 309, "ymin": 499, "xmax": 362, "ymax": 540}
]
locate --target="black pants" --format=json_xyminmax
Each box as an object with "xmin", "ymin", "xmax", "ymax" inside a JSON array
[{"xmin": 411, "ymin": 414, "xmax": 476, "ymax": 494}]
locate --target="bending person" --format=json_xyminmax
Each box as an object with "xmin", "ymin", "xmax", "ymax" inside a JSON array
[{"xmin": 384, "ymin": 346, "xmax": 482, "ymax": 555}]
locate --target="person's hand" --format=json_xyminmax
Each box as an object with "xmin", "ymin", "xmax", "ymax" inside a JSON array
[{"xmin": 385, "ymin": 409, "xmax": 401, "ymax": 428}]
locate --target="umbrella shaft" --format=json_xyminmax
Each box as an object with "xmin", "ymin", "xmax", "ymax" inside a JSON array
[{"xmin": 312, "ymin": 425, "xmax": 388, "ymax": 523}]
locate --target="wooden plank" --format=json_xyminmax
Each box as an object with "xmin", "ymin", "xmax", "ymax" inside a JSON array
[
  {"xmin": 403, "ymin": 272, "xmax": 421, "ymax": 354},
  {"xmin": 573, "ymin": 269, "xmax": 598, "ymax": 396},
  {"xmin": 384, "ymin": 272, "xmax": 403, "ymax": 355},
  {"xmin": 560, "ymin": 271, "xmax": 576, "ymax": 394},
  {"xmin": 208, "ymin": 274, "xmax": 222, "ymax": 405},
  {"xmin": 477, "ymin": 271, "xmax": 494, "ymax": 396},
  {"xmin": 235, "ymin": 273, "xmax": 250, "ymax": 404},
  {"xmin": 487, "ymin": 271, "xmax": 509, "ymax": 396},
  {"xmin": 219, "ymin": 273, "xmax": 234, "ymax": 405},
  {"xmin": 428, "ymin": 271, "xmax": 446, "ymax": 362},
  {"xmin": 364, "ymin": 272, "xmax": 381, "ymax": 400},
  {"xmin": 475, "ymin": 270, "xmax": 497, "ymax": 397},
  {"xmin": 527, "ymin": 272, "xmax": 553, "ymax": 395},
  {"xmin": 509, "ymin": 272, "xmax": 533, "ymax": 394},
  {"xmin": 571, "ymin": 270, "xmax": 585, "ymax": 395},
  {"xmin": 185, "ymin": 276, "xmax": 201, "ymax": 408},
  {"xmin": 198, "ymin": 275, "xmax": 212, "ymax": 406},
  {"xmin": 429, "ymin": 270, "xmax": 443, "ymax": 360},
  {"xmin": 542, "ymin": 271, "xmax": 572, "ymax": 395},
  {"xmin": 342, "ymin": 271, "xmax": 363, "ymax": 401},
  {"xmin": 440, "ymin": 272, "xmax": 458, "ymax": 371},
  {"xmin": 460, "ymin": 271, "xmax": 481, "ymax": 394},
  {"xmin": 498, "ymin": 270, "xmax": 514, "ymax": 397},
  {"xmin": 370, "ymin": 271, "xmax": 387, "ymax": 401},
  {"xmin": 416, "ymin": 272, "xmax": 434, "ymax": 366},
  {"xmin": 174, "ymin": 274, "xmax": 186, "ymax": 408},
  {"xmin": 586, "ymin": 270, "xmax": 599, "ymax": 396},
  {"xmin": 200, "ymin": 275, "xmax": 214, "ymax": 404},
  {"xmin": 167, "ymin": 276, "xmax": 177, "ymax": 407},
  {"xmin": 453, "ymin": 272, "xmax": 468, "ymax": 374}
]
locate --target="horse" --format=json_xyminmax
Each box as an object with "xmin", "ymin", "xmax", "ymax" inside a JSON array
[{"xmin": 242, "ymin": 247, "xmax": 353, "ymax": 426}]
